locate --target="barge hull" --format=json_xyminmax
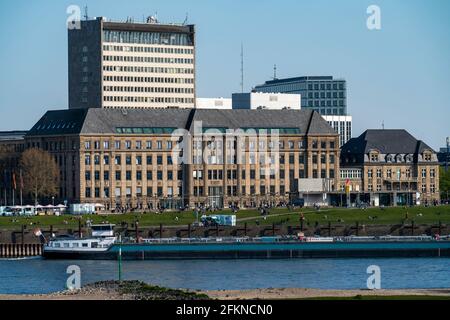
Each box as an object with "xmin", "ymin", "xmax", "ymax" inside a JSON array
[{"xmin": 42, "ymin": 247, "xmax": 450, "ymax": 260}]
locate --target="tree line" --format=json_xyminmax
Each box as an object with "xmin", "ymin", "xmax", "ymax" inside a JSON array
[{"xmin": 0, "ymin": 146, "xmax": 59, "ymax": 205}]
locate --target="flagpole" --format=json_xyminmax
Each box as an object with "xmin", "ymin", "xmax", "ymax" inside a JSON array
[
  {"xmin": 12, "ymin": 171, "xmax": 16, "ymax": 207},
  {"xmin": 20, "ymin": 169, "xmax": 23, "ymax": 206},
  {"xmin": 3, "ymin": 169, "xmax": 6, "ymax": 206}
]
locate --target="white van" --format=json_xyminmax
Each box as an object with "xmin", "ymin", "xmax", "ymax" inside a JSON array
[{"xmin": 0, "ymin": 206, "xmax": 13, "ymax": 216}]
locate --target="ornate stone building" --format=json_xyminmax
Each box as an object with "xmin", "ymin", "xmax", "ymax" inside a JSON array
[
  {"xmin": 25, "ymin": 108, "xmax": 339, "ymax": 210},
  {"xmin": 340, "ymin": 129, "xmax": 440, "ymax": 206}
]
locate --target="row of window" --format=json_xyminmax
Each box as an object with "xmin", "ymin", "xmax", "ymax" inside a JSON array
[
  {"xmin": 103, "ymin": 65, "xmax": 194, "ymax": 74},
  {"xmin": 366, "ymin": 184, "xmax": 437, "ymax": 193},
  {"xmin": 84, "ymin": 152, "xmax": 335, "ymax": 167},
  {"xmin": 103, "ymin": 75, "xmax": 194, "ymax": 84},
  {"xmin": 103, "ymin": 30, "xmax": 193, "ymax": 46},
  {"xmin": 307, "ymin": 82, "xmax": 345, "ymax": 91},
  {"xmin": 85, "ymin": 169, "xmax": 182, "ymax": 181},
  {"xmin": 85, "ymin": 154, "xmax": 174, "ymax": 166},
  {"xmin": 192, "ymin": 168, "xmax": 336, "ymax": 180},
  {"xmin": 307, "ymin": 100, "xmax": 345, "ymax": 107},
  {"xmin": 84, "ymin": 139, "xmax": 335, "ymax": 152},
  {"xmin": 103, "ymin": 85, "xmax": 194, "ymax": 94},
  {"xmin": 85, "ymin": 186, "xmax": 180, "ymax": 198},
  {"xmin": 340, "ymin": 169, "xmax": 362, "ymax": 179},
  {"xmin": 103, "ymin": 96, "xmax": 194, "ymax": 104},
  {"xmin": 85, "ymin": 140, "xmax": 173, "ymax": 150},
  {"xmin": 85, "ymin": 167, "xmax": 337, "ymax": 184},
  {"xmin": 192, "ymin": 153, "xmax": 335, "ymax": 166},
  {"xmin": 369, "ymin": 153, "xmax": 433, "ymax": 163},
  {"xmin": 313, "ymin": 108, "xmax": 345, "ymax": 116},
  {"xmin": 308, "ymin": 92, "xmax": 345, "ymax": 99},
  {"xmin": 367, "ymin": 168, "xmax": 436, "ymax": 178},
  {"xmin": 103, "ymin": 44, "xmax": 194, "ymax": 55},
  {"xmin": 103, "ymin": 55, "xmax": 194, "ymax": 64},
  {"xmin": 194, "ymin": 185, "xmax": 297, "ymax": 197},
  {"xmin": 198, "ymin": 139, "xmax": 335, "ymax": 151}
]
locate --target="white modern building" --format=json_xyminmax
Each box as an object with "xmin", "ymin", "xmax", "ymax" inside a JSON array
[
  {"xmin": 232, "ymin": 92, "xmax": 301, "ymax": 110},
  {"xmin": 196, "ymin": 97, "xmax": 232, "ymax": 109},
  {"xmin": 322, "ymin": 115, "xmax": 352, "ymax": 147}
]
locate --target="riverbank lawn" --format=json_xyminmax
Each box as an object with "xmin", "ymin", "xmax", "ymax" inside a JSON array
[{"xmin": 0, "ymin": 206, "xmax": 449, "ymax": 230}]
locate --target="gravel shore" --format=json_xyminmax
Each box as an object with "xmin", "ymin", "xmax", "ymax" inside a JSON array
[
  {"xmin": 1, "ymin": 282, "xmax": 449, "ymax": 300},
  {"xmin": 204, "ymin": 288, "xmax": 450, "ymax": 300},
  {"xmin": 0, "ymin": 281, "xmax": 209, "ymax": 300}
]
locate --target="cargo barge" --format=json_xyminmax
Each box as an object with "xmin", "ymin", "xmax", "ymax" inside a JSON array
[{"xmin": 41, "ymin": 224, "xmax": 450, "ymax": 260}]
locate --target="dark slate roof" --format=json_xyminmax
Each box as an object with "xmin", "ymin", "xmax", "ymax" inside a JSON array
[
  {"xmin": 341, "ymin": 129, "xmax": 434, "ymax": 155},
  {"xmin": 80, "ymin": 108, "xmax": 192, "ymax": 134},
  {"xmin": 27, "ymin": 109, "xmax": 89, "ymax": 136},
  {"xmin": 27, "ymin": 108, "xmax": 336, "ymax": 136},
  {"xmin": 189, "ymin": 109, "xmax": 336, "ymax": 135}
]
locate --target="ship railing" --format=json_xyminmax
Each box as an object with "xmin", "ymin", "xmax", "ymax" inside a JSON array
[
  {"xmin": 338, "ymin": 235, "xmax": 436, "ymax": 242},
  {"xmin": 140, "ymin": 236, "xmax": 297, "ymax": 244},
  {"xmin": 137, "ymin": 235, "xmax": 445, "ymax": 244}
]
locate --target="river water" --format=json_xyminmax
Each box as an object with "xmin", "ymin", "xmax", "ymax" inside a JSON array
[{"xmin": 0, "ymin": 257, "xmax": 449, "ymax": 294}]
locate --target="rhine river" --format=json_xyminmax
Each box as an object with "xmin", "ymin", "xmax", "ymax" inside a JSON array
[{"xmin": 0, "ymin": 258, "xmax": 449, "ymax": 294}]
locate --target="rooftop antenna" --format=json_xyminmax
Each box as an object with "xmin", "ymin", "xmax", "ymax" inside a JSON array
[
  {"xmin": 83, "ymin": 6, "xmax": 89, "ymax": 21},
  {"xmin": 273, "ymin": 64, "xmax": 278, "ymax": 80},
  {"xmin": 382, "ymin": 120, "xmax": 385, "ymax": 130},
  {"xmin": 240, "ymin": 43, "xmax": 244, "ymax": 93},
  {"xmin": 183, "ymin": 12, "xmax": 189, "ymax": 25}
]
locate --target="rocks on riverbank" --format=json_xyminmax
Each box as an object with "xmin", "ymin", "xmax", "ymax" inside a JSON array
[
  {"xmin": 0, "ymin": 281, "xmax": 210, "ymax": 300},
  {"xmin": 2, "ymin": 282, "xmax": 450, "ymax": 300}
]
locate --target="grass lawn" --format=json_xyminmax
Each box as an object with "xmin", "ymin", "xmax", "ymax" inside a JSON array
[
  {"xmin": 0, "ymin": 206, "xmax": 450, "ymax": 230},
  {"xmin": 0, "ymin": 208, "xmax": 281, "ymax": 230},
  {"xmin": 255, "ymin": 205, "xmax": 450, "ymax": 228}
]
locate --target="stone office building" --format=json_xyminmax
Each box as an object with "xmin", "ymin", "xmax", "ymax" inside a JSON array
[
  {"xmin": 25, "ymin": 108, "xmax": 340, "ymax": 210},
  {"xmin": 340, "ymin": 129, "xmax": 440, "ymax": 206}
]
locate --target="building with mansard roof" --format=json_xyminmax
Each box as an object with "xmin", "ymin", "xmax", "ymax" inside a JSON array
[
  {"xmin": 24, "ymin": 108, "xmax": 339, "ymax": 209},
  {"xmin": 340, "ymin": 129, "xmax": 439, "ymax": 206}
]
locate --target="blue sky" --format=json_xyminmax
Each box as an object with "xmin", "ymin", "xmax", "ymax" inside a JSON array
[{"xmin": 0, "ymin": 0, "xmax": 449, "ymax": 149}]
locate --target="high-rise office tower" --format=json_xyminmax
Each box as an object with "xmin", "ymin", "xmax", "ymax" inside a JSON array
[
  {"xmin": 254, "ymin": 76, "xmax": 346, "ymax": 116},
  {"xmin": 68, "ymin": 17, "xmax": 196, "ymax": 109},
  {"xmin": 254, "ymin": 76, "xmax": 351, "ymax": 146}
]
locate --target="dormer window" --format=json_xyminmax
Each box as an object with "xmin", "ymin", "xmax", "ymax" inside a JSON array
[
  {"xmin": 405, "ymin": 154, "xmax": 413, "ymax": 163},
  {"xmin": 370, "ymin": 153, "xmax": 379, "ymax": 162},
  {"xmin": 386, "ymin": 154, "xmax": 394, "ymax": 163},
  {"xmin": 396, "ymin": 154, "xmax": 404, "ymax": 163},
  {"xmin": 424, "ymin": 153, "xmax": 432, "ymax": 161}
]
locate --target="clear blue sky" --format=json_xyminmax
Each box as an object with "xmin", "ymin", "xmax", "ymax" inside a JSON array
[{"xmin": 0, "ymin": 0, "xmax": 449, "ymax": 149}]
